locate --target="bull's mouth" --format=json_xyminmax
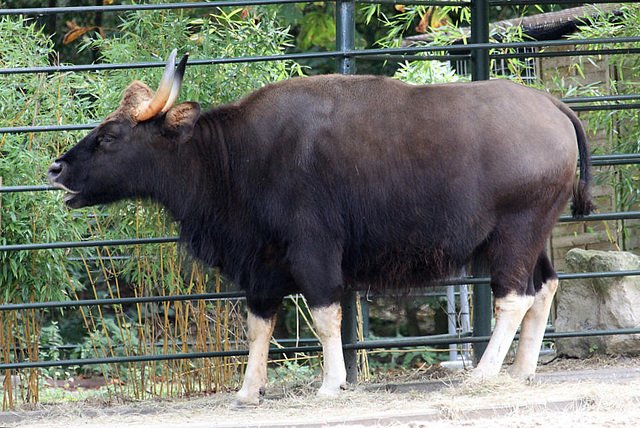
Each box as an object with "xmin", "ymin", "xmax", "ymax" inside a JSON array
[
  {"xmin": 49, "ymin": 182, "xmax": 83, "ymax": 207},
  {"xmin": 62, "ymin": 190, "xmax": 80, "ymax": 204}
]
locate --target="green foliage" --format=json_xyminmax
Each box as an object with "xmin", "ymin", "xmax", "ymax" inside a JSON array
[
  {"xmin": 74, "ymin": 314, "xmax": 140, "ymax": 377},
  {"xmin": 1, "ymin": 5, "xmax": 302, "ymax": 405},
  {"xmin": 569, "ymin": 4, "xmax": 640, "ymax": 213},
  {"xmin": 297, "ymin": 10, "xmax": 336, "ymax": 51},
  {"xmin": 78, "ymin": 6, "xmax": 302, "ymax": 110},
  {"xmin": 267, "ymin": 358, "xmax": 319, "ymax": 385},
  {"xmin": 359, "ymin": 3, "xmax": 465, "ymax": 85},
  {"xmin": 0, "ymin": 17, "xmax": 86, "ymax": 305},
  {"xmin": 362, "ymin": 4, "xmax": 429, "ymax": 48},
  {"xmin": 393, "ymin": 60, "xmax": 462, "ymax": 85},
  {"xmin": 367, "ymin": 342, "xmax": 448, "ymax": 373},
  {"xmin": 39, "ymin": 322, "xmax": 80, "ymax": 379}
]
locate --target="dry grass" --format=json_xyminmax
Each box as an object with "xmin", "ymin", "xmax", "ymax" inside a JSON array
[{"xmin": 5, "ymin": 357, "xmax": 640, "ymax": 427}]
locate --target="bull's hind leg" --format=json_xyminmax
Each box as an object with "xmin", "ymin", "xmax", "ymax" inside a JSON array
[
  {"xmin": 471, "ymin": 212, "xmax": 545, "ymax": 380},
  {"xmin": 509, "ymin": 251, "xmax": 558, "ymax": 378},
  {"xmin": 235, "ymin": 309, "xmax": 277, "ymax": 406},
  {"xmin": 472, "ymin": 288, "xmax": 534, "ymax": 379},
  {"xmin": 287, "ymin": 235, "xmax": 347, "ymax": 397}
]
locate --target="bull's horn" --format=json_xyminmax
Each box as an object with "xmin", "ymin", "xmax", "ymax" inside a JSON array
[
  {"xmin": 161, "ymin": 53, "xmax": 189, "ymax": 114},
  {"xmin": 134, "ymin": 49, "xmax": 178, "ymax": 122}
]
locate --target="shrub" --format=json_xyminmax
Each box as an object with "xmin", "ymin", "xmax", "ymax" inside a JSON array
[{"xmin": 1, "ymin": 6, "xmax": 302, "ymax": 407}]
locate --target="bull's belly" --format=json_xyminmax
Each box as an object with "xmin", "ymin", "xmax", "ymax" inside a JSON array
[{"xmin": 342, "ymin": 244, "xmax": 473, "ymax": 291}]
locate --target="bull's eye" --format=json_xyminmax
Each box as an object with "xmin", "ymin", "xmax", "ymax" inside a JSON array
[{"xmin": 98, "ymin": 134, "xmax": 117, "ymax": 151}]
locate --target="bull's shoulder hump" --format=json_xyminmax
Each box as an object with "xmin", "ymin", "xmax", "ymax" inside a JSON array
[
  {"xmin": 239, "ymin": 74, "xmax": 411, "ymax": 100},
  {"xmin": 229, "ymin": 75, "xmax": 557, "ymax": 116},
  {"xmin": 237, "ymin": 75, "xmax": 542, "ymax": 98}
]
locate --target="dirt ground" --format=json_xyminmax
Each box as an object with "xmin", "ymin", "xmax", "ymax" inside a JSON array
[{"xmin": 2, "ymin": 356, "xmax": 640, "ymax": 427}]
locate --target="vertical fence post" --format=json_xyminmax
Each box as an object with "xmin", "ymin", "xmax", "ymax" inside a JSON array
[
  {"xmin": 470, "ymin": 0, "xmax": 490, "ymax": 81},
  {"xmin": 470, "ymin": 0, "xmax": 492, "ymax": 364},
  {"xmin": 336, "ymin": 0, "xmax": 358, "ymax": 384},
  {"xmin": 336, "ymin": 0, "xmax": 356, "ymax": 76},
  {"xmin": 341, "ymin": 293, "xmax": 358, "ymax": 383}
]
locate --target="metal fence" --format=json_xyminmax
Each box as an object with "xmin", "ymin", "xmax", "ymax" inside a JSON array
[{"xmin": 2, "ymin": 0, "xmax": 640, "ymax": 386}]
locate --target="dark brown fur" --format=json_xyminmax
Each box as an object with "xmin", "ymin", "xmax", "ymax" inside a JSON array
[{"xmin": 48, "ymin": 75, "xmax": 593, "ymax": 318}]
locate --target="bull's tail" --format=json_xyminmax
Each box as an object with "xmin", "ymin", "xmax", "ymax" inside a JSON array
[{"xmin": 558, "ymin": 102, "xmax": 594, "ymax": 217}]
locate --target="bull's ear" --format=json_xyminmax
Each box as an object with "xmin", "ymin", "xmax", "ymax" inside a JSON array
[{"xmin": 163, "ymin": 102, "xmax": 201, "ymax": 144}]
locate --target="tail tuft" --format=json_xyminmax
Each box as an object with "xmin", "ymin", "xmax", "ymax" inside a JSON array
[
  {"xmin": 557, "ymin": 100, "xmax": 594, "ymax": 219},
  {"xmin": 571, "ymin": 180, "xmax": 594, "ymax": 218}
]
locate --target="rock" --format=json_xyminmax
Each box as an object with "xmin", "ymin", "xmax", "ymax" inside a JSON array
[{"xmin": 555, "ymin": 249, "xmax": 640, "ymax": 358}]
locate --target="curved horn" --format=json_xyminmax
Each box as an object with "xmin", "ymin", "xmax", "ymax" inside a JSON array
[
  {"xmin": 161, "ymin": 53, "xmax": 189, "ymax": 114},
  {"xmin": 134, "ymin": 49, "xmax": 178, "ymax": 122}
]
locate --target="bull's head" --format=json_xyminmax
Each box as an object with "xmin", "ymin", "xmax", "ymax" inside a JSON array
[{"xmin": 47, "ymin": 50, "xmax": 200, "ymax": 208}]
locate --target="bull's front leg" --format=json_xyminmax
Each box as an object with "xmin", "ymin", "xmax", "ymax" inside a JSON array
[
  {"xmin": 235, "ymin": 311, "xmax": 276, "ymax": 406},
  {"xmin": 311, "ymin": 303, "xmax": 347, "ymax": 397}
]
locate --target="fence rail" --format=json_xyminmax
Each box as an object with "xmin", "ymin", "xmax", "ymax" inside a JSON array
[{"xmin": 1, "ymin": 0, "xmax": 640, "ymax": 386}]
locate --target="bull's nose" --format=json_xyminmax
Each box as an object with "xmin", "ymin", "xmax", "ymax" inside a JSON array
[{"xmin": 47, "ymin": 161, "xmax": 63, "ymax": 183}]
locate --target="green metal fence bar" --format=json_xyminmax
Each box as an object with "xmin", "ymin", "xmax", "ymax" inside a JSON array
[
  {"xmin": 1, "ymin": 269, "xmax": 639, "ymax": 313},
  {"xmin": 0, "ymin": 124, "xmax": 97, "ymax": 133},
  {"xmin": 571, "ymin": 104, "xmax": 640, "ymax": 112},
  {"xmin": 0, "ymin": 0, "xmax": 471, "ymax": 16},
  {"xmin": 0, "ymin": 237, "xmax": 179, "ymax": 252},
  {"xmin": 0, "ymin": 350, "xmax": 244, "ymax": 371},
  {"xmin": 356, "ymin": 0, "xmax": 470, "ymax": 4},
  {"xmin": 470, "ymin": 0, "xmax": 492, "ymax": 365},
  {"xmin": 359, "ymin": 54, "xmax": 471, "ymax": 63},
  {"xmin": 3, "ymin": 36, "xmax": 639, "ymax": 76},
  {"xmin": 563, "ymin": 94, "xmax": 640, "ymax": 104},
  {"xmin": 491, "ymin": 47, "xmax": 640, "ymax": 61},
  {"xmin": 360, "ymin": 47, "xmax": 640, "ymax": 65},
  {"xmin": 3, "ymin": 0, "xmax": 627, "ymax": 16},
  {"xmin": 0, "ymin": 292, "xmax": 245, "ymax": 312},
  {"xmin": 0, "ymin": 0, "xmax": 320, "ymax": 16},
  {"xmin": 558, "ymin": 211, "xmax": 640, "ymax": 222},
  {"xmin": 336, "ymin": 0, "xmax": 359, "ymax": 385},
  {"xmin": 346, "ymin": 328, "xmax": 640, "ymax": 351},
  {"xmin": 1, "ymin": 208, "xmax": 637, "ymax": 254},
  {"xmin": 0, "ymin": 185, "xmax": 58, "ymax": 193},
  {"xmin": 9, "ymin": 337, "xmax": 321, "ymax": 353},
  {"xmin": 0, "ymin": 51, "xmax": 341, "ymax": 75},
  {"xmin": 361, "ymin": 36, "xmax": 640, "ymax": 55},
  {"xmin": 0, "ymin": 345, "xmax": 330, "ymax": 372},
  {"xmin": 429, "ymin": 269, "xmax": 640, "ymax": 287},
  {"xmin": 357, "ymin": 36, "xmax": 640, "ymax": 56},
  {"xmin": 589, "ymin": 154, "xmax": 640, "ymax": 165},
  {"xmin": 490, "ymin": 0, "xmax": 630, "ymax": 5},
  {"xmin": 5, "ymin": 326, "xmax": 640, "ymax": 371}
]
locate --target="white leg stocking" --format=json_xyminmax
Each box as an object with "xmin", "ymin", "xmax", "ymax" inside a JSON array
[
  {"xmin": 312, "ymin": 303, "xmax": 347, "ymax": 397},
  {"xmin": 510, "ymin": 278, "xmax": 558, "ymax": 378},
  {"xmin": 472, "ymin": 293, "xmax": 534, "ymax": 380},
  {"xmin": 235, "ymin": 311, "xmax": 276, "ymax": 405}
]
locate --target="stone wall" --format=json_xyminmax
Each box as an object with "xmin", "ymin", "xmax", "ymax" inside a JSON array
[{"xmin": 555, "ymin": 248, "xmax": 640, "ymax": 357}]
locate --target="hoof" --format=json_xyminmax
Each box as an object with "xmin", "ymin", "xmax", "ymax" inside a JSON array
[
  {"xmin": 466, "ymin": 369, "xmax": 486, "ymax": 383},
  {"xmin": 468, "ymin": 364, "xmax": 501, "ymax": 382},
  {"xmin": 233, "ymin": 391, "xmax": 260, "ymax": 408},
  {"xmin": 232, "ymin": 398, "xmax": 259, "ymax": 409},
  {"xmin": 507, "ymin": 368, "xmax": 536, "ymax": 383},
  {"xmin": 317, "ymin": 383, "xmax": 346, "ymax": 398},
  {"xmin": 317, "ymin": 388, "xmax": 340, "ymax": 398}
]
